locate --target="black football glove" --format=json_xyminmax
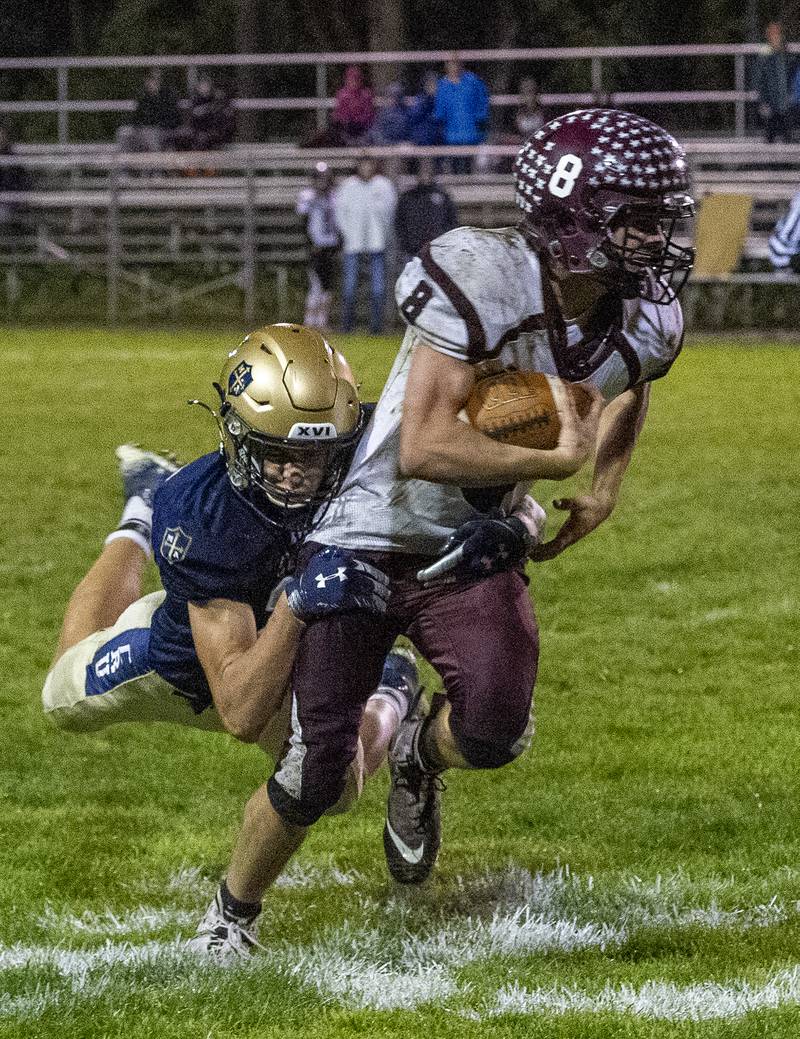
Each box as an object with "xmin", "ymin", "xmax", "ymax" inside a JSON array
[
  {"xmin": 285, "ymin": 546, "xmax": 390, "ymax": 621},
  {"xmin": 417, "ymin": 511, "xmax": 533, "ymax": 586}
]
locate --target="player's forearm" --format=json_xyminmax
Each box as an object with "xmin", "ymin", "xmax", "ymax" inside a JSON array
[
  {"xmin": 214, "ymin": 598, "xmax": 304, "ymax": 742},
  {"xmin": 589, "ymin": 385, "xmax": 648, "ymax": 506},
  {"xmin": 400, "ymin": 416, "xmax": 581, "ymax": 486}
]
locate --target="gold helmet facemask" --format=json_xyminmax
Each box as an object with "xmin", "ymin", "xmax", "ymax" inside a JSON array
[{"xmin": 199, "ymin": 324, "xmax": 364, "ymax": 528}]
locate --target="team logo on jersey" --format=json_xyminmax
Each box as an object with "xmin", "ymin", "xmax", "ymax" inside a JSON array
[
  {"xmin": 228, "ymin": 361, "xmax": 254, "ymax": 397},
  {"xmin": 160, "ymin": 526, "xmax": 192, "ymax": 564}
]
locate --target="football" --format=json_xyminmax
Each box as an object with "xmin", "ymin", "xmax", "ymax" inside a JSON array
[{"xmin": 465, "ymin": 370, "xmax": 595, "ymax": 450}]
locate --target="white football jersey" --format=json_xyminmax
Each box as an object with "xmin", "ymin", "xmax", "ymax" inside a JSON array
[{"xmin": 312, "ymin": 225, "xmax": 684, "ymax": 555}]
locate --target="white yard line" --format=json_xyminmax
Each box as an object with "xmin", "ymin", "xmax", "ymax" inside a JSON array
[
  {"xmin": 487, "ymin": 968, "xmax": 800, "ymax": 1022},
  {"xmin": 36, "ymin": 904, "xmax": 197, "ymax": 937},
  {"xmin": 8, "ymin": 866, "xmax": 800, "ymax": 1019}
]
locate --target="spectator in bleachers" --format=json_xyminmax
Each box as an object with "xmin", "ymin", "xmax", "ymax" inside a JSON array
[
  {"xmin": 175, "ymin": 75, "xmax": 236, "ymax": 151},
  {"xmin": 756, "ymin": 21, "xmax": 794, "ymax": 144},
  {"xmin": 768, "ymin": 189, "xmax": 800, "ymax": 271},
  {"xmin": 296, "ymin": 162, "xmax": 340, "ymax": 330},
  {"xmin": 369, "ymin": 82, "xmax": 410, "ymax": 145},
  {"xmin": 512, "ymin": 77, "xmax": 546, "ymax": 140},
  {"xmin": 394, "ymin": 160, "xmax": 457, "ymax": 266},
  {"xmin": 333, "ymin": 156, "xmax": 397, "ymax": 333},
  {"xmin": 408, "ymin": 71, "xmax": 442, "ymax": 147},
  {"xmin": 116, "ymin": 68, "xmax": 180, "ymax": 153},
  {"xmin": 0, "ymin": 125, "xmax": 29, "ymax": 225},
  {"xmin": 434, "ymin": 55, "xmax": 489, "ymax": 172},
  {"xmin": 332, "ymin": 66, "xmax": 376, "ymax": 146}
]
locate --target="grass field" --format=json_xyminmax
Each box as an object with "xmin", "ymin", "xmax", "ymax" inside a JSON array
[{"xmin": 0, "ymin": 328, "xmax": 798, "ymax": 1038}]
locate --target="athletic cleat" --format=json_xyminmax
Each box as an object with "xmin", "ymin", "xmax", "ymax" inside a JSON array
[
  {"xmin": 383, "ymin": 690, "xmax": 444, "ymax": 885},
  {"xmin": 115, "ymin": 443, "xmax": 181, "ymax": 508},
  {"xmin": 186, "ymin": 890, "xmax": 260, "ymax": 963},
  {"xmin": 375, "ymin": 646, "xmax": 420, "ymax": 721}
]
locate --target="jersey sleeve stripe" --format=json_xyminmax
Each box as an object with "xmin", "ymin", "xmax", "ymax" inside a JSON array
[
  {"xmin": 419, "ymin": 243, "xmax": 487, "ymax": 357},
  {"xmin": 608, "ymin": 328, "xmax": 644, "ymax": 387}
]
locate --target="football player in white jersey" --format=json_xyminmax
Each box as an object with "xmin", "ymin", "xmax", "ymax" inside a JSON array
[{"xmin": 190, "ymin": 109, "xmax": 695, "ymax": 956}]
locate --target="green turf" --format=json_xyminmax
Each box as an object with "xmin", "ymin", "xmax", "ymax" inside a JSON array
[{"xmin": 1, "ymin": 329, "xmax": 799, "ymax": 1037}]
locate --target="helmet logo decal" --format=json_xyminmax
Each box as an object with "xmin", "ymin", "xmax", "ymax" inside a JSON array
[
  {"xmin": 287, "ymin": 421, "xmax": 338, "ymax": 439},
  {"xmin": 228, "ymin": 361, "xmax": 254, "ymax": 397},
  {"xmin": 160, "ymin": 526, "xmax": 193, "ymax": 564},
  {"xmin": 548, "ymin": 154, "xmax": 583, "ymax": 198}
]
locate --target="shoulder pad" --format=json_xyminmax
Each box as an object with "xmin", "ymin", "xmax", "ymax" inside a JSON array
[{"xmin": 394, "ymin": 227, "xmax": 541, "ymax": 361}]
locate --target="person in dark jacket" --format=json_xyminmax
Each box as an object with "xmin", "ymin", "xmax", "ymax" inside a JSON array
[
  {"xmin": 369, "ymin": 82, "xmax": 410, "ymax": 145},
  {"xmin": 756, "ymin": 22, "xmax": 794, "ymax": 144},
  {"xmin": 116, "ymin": 69, "xmax": 180, "ymax": 152},
  {"xmin": 175, "ymin": 76, "xmax": 236, "ymax": 151},
  {"xmin": 394, "ymin": 161, "xmax": 457, "ymax": 264}
]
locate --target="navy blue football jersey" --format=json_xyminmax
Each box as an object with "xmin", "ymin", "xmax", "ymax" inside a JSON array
[{"xmin": 149, "ymin": 452, "xmax": 293, "ymax": 711}]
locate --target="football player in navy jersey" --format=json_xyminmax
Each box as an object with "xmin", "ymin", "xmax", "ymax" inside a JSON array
[
  {"xmin": 43, "ymin": 324, "xmax": 418, "ymax": 946},
  {"xmin": 252, "ymin": 110, "xmax": 694, "ymax": 887}
]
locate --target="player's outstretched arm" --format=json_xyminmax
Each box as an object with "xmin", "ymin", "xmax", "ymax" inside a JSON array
[
  {"xmin": 531, "ymin": 383, "xmax": 649, "ymax": 562},
  {"xmin": 189, "ymin": 548, "xmax": 389, "ymax": 743},
  {"xmin": 190, "ymin": 596, "xmax": 304, "ymax": 743},
  {"xmin": 399, "ymin": 341, "xmax": 601, "ymax": 486}
]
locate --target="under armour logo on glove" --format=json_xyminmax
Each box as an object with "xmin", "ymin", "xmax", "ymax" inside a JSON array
[
  {"xmin": 285, "ymin": 546, "xmax": 390, "ymax": 621},
  {"xmin": 315, "ymin": 567, "xmax": 347, "ymax": 588}
]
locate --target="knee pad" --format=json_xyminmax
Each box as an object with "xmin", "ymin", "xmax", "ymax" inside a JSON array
[
  {"xmin": 41, "ymin": 676, "xmax": 91, "ymax": 733},
  {"xmin": 454, "ymin": 733, "xmax": 519, "ymax": 769},
  {"xmin": 268, "ymin": 739, "xmax": 364, "ymax": 827},
  {"xmin": 451, "ymin": 713, "xmax": 534, "ymax": 770},
  {"xmin": 268, "ymin": 775, "xmax": 341, "ymax": 827},
  {"xmin": 322, "ymin": 741, "xmax": 365, "ymax": 817}
]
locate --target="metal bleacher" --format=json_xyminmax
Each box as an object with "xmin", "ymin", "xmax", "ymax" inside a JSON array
[
  {"xmin": 0, "ymin": 42, "xmax": 798, "ymax": 325},
  {"xmin": 0, "ymin": 141, "xmax": 797, "ymax": 325}
]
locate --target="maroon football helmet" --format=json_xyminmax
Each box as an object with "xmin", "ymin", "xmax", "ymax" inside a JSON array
[{"xmin": 514, "ymin": 109, "xmax": 695, "ymax": 303}]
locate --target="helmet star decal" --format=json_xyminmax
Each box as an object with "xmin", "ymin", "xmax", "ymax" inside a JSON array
[{"xmin": 513, "ymin": 108, "xmax": 695, "ymax": 304}]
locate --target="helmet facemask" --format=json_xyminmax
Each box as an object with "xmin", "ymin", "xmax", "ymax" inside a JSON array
[
  {"xmin": 218, "ymin": 388, "xmax": 364, "ymax": 531},
  {"xmin": 591, "ymin": 193, "xmax": 695, "ymax": 304}
]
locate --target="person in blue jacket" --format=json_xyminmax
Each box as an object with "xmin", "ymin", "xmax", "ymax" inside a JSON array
[
  {"xmin": 408, "ymin": 70, "xmax": 442, "ymax": 147},
  {"xmin": 434, "ymin": 55, "xmax": 490, "ymax": 172}
]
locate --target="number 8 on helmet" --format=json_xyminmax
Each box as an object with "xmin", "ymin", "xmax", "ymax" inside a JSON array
[{"xmin": 514, "ymin": 108, "xmax": 695, "ymax": 304}]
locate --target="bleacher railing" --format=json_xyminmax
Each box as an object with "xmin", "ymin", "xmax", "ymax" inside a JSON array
[{"xmin": 0, "ymin": 43, "xmax": 796, "ymax": 144}]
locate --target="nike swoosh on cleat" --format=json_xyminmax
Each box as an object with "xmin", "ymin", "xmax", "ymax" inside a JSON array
[{"xmin": 385, "ymin": 819, "xmax": 424, "ymax": 864}]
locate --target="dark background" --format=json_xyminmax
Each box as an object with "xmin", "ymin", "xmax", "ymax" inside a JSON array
[{"xmin": 0, "ymin": 0, "xmax": 793, "ymax": 140}]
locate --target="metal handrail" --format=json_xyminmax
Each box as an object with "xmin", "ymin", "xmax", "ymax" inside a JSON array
[
  {"xmin": 0, "ymin": 42, "xmax": 796, "ymax": 69},
  {"xmin": 0, "ymin": 43, "xmax": 792, "ymax": 143}
]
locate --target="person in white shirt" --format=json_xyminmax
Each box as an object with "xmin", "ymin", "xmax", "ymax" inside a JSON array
[
  {"xmin": 768, "ymin": 189, "xmax": 800, "ymax": 271},
  {"xmin": 296, "ymin": 163, "xmax": 340, "ymax": 329},
  {"xmin": 333, "ymin": 157, "xmax": 397, "ymax": 333}
]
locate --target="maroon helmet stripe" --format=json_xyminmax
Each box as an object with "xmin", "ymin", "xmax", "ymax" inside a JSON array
[{"xmin": 419, "ymin": 243, "xmax": 487, "ymax": 357}]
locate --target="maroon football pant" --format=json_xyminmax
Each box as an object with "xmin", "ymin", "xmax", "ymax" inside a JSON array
[{"xmin": 268, "ymin": 545, "xmax": 540, "ymax": 826}]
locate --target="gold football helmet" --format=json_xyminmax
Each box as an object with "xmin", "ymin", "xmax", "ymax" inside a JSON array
[{"xmin": 206, "ymin": 324, "xmax": 363, "ymax": 524}]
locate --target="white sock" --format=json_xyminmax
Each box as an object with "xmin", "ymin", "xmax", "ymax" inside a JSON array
[
  {"xmin": 104, "ymin": 495, "xmax": 153, "ymax": 558},
  {"xmin": 367, "ymin": 688, "xmax": 406, "ymax": 728},
  {"xmin": 119, "ymin": 495, "xmax": 153, "ymax": 529},
  {"xmin": 105, "ymin": 527, "xmax": 151, "ymax": 556}
]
